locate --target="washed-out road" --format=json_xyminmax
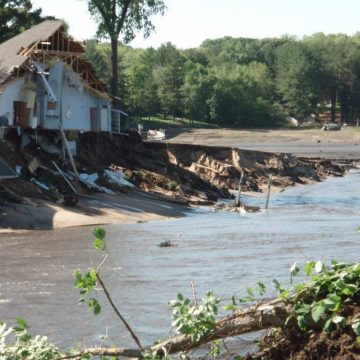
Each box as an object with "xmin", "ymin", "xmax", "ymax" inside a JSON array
[{"xmin": 166, "ymin": 127, "xmax": 360, "ymax": 159}]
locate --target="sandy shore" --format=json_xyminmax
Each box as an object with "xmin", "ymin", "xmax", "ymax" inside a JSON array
[{"xmin": 0, "ymin": 190, "xmax": 190, "ymax": 232}]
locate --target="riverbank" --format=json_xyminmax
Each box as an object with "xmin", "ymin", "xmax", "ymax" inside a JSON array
[
  {"xmin": 0, "ymin": 190, "xmax": 189, "ymax": 232},
  {"xmin": 0, "ymin": 128, "xmax": 356, "ymax": 231}
]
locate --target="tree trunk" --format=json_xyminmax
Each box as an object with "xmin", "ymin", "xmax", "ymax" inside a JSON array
[
  {"xmin": 111, "ymin": 37, "xmax": 120, "ymax": 109},
  {"xmin": 330, "ymin": 87, "xmax": 337, "ymax": 123}
]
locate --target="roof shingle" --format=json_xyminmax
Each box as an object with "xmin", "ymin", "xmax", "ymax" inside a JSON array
[{"xmin": 0, "ymin": 20, "xmax": 64, "ymax": 84}]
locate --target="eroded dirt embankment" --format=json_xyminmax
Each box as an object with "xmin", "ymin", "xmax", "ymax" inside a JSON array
[
  {"xmin": 0, "ymin": 130, "xmax": 350, "ymax": 220},
  {"xmin": 75, "ymin": 131, "xmax": 347, "ymax": 205}
]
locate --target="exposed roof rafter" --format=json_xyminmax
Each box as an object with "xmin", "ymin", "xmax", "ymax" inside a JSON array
[{"xmin": 0, "ymin": 20, "xmax": 108, "ymax": 97}]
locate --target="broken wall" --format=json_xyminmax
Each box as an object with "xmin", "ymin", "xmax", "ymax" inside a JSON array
[
  {"xmin": 0, "ymin": 77, "xmax": 26, "ymax": 124},
  {"xmin": 42, "ymin": 63, "xmax": 103, "ymax": 131}
]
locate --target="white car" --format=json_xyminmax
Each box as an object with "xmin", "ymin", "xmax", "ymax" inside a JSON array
[{"xmin": 322, "ymin": 123, "xmax": 341, "ymax": 131}]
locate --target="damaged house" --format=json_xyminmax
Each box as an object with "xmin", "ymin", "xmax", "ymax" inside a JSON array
[{"xmin": 0, "ymin": 20, "xmax": 112, "ymax": 132}]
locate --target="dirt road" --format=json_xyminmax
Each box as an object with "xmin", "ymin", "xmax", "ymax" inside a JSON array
[{"xmin": 167, "ymin": 127, "xmax": 360, "ymax": 159}]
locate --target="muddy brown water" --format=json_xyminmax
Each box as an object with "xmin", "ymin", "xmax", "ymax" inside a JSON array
[{"xmin": 0, "ymin": 171, "xmax": 360, "ymax": 353}]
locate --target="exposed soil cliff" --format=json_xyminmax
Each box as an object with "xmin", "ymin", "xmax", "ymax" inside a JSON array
[
  {"xmin": 76, "ymin": 131, "xmax": 347, "ymax": 204},
  {"xmin": 0, "ymin": 130, "xmax": 349, "ymax": 209}
]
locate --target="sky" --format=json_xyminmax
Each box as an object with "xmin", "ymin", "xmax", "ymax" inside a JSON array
[{"xmin": 31, "ymin": 0, "xmax": 360, "ymax": 49}]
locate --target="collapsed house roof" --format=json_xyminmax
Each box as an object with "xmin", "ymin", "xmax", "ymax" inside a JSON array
[{"xmin": 0, "ymin": 20, "xmax": 107, "ymax": 97}]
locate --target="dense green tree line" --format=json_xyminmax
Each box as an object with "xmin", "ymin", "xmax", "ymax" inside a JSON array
[
  {"xmin": 0, "ymin": 0, "xmax": 55, "ymax": 43},
  {"xmin": 3, "ymin": 0, "xmax": 360, "ymax": 127},
  {"xmin": 85, "ymin": 33, "xmax": 360, "ymax": 127}
]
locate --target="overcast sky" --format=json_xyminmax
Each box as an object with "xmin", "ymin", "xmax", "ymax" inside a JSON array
[{"xmin": 32, "ymin": 0, "xmax": 360, "ymax": 48}]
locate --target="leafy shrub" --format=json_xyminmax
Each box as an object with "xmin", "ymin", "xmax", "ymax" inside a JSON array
[
  {"xmin": 167, "ymin": 180, "xmax": 178, "ymax": 191},
  {"xmin": 169, "ymin": 291, "xmax": 220, "ymax": 342},
  {"xmin": 0, "ymin": 318, "xmax": 60, "ymax": 360}
]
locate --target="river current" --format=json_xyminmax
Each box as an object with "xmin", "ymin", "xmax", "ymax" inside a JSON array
[{"xmin": 0, "ymin": 170, "xmax": 360, "ymax": 351}]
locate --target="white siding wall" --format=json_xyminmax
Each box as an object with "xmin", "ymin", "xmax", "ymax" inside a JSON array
[
  {"xmin": 42, "ymin": 64, "xmax": 100, "ymax": 131},
  {"xmin": 0, "ymin": 78, "xmax": 26, "ymax": 125},
  {"xmin": 61, "ymin": 85, "xmax": 98, "ymax": 130},
  {"xmin": 0, "ymin": 63, "xmax": 110, "ymax": 131},
  {"xmin": 100, "ymin": 105, "xmax": 110, "ymax": 131}
]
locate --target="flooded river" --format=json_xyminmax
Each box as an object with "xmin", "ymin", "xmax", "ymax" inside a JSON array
[{"xmin": 0, "ymin": 171, "xmax": 360, "ymax": 352}]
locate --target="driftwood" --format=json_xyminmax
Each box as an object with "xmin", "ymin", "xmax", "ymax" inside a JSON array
[{"xmin": 56, "ymin": 299, "xmax": 289, "ymax": 359}]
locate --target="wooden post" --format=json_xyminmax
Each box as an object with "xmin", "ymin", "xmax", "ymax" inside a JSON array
[
  {"xmin": 58, "ymin": 121, "xmax": 79, "ymax": 177},
  {"xmin": 52, "ymin": 161, "xmax": 77, "ymax": 194},
  {"xmin": 235, "ymin": 171, "xmax": 244, "ymax": 207},
  {"xmin": 265, "ymin": 174, "xmax": 272, "ymax": 209}
]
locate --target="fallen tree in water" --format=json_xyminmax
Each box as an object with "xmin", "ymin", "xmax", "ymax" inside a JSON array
[
  {"xmin": 52, "ymin": 298, "xmax": 289, "ymax": 359},
  {"xmin": 2, "ymin": 228, "xmax": 359, "ymax": 360}
]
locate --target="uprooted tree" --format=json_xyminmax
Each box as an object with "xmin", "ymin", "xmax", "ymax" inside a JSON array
[{"xmin": 1, "ymin": 228, "xmax": 360, "ymax": 359}]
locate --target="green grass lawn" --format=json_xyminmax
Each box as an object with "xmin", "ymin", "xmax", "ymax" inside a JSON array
[{"xmin": 128, "ymin": 116, "xmax": 218, "ymax": 129}]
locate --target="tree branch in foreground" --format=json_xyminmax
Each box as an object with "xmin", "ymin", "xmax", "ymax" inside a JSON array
[{"xmin": 56, "ymin": 298, "xmax": 289, "ymax": 359}]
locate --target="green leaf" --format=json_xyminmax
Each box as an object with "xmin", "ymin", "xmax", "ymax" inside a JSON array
[
  {"xmin": 304, "ymin": 261, "xmax": 315, "ymax": 276},
  {"xmin": 256, "ymin": 281, "xmax": 266, "ymax": 296},
  {"xmin": 184, "ymin": 298, "xmax": 191, "ymax": 306},
  {"xmin": 224, "ymin": 295, "xmax": 237, "ymax": 311},
  {"xmin": 323, "ymin": 294, "xmax": 341, "ymax": 312},
  {"xmin": 93, "ymin": 237, "xmax": 105, "ymax": 251},
  {"xmin": 341, "ymin": 285, "xmax": 356, "ymax": 296},
  {"xmin": 93, "ymin": 227, "xmax": 106, "ymax": 240},
  {"xmin": 297, "ymin": 315, "xmax": 307, "ymax": 331},
  {"xmin": 273, "ymin": 279, "xmax": 288, "ymax": 297},
  {"xmin": 279, "ymin": 290, "xmax": 289, "ymax": 299},
  {"xmin": 324, "ymin": 318, "xmax": 333, "ymax": 332},
  {"xmin": 89, "ymin": 268, "xmax": 97, "ymax": 282},
  {"xmin": 295, "ymin": 303, "xmax": 311, "ymax": 315},
  {"xmin": 246, "ymin": 287, "xmax": 254, "ymax": 297},
  {"xmin": 353, "ymin": 263, "xmax": 360, "ymax": 274},
  {"xmin": 15, "ymin": 318, "xmax": 28, "ymax": 330},
  {"xmin": 293, "ymin": 283, "xmax": 306, "ymax": 292},
  {"xmin": 88, "ymin": 298, "xmax": 101, "ymax": 315},
  {"xmin": 311, "ymin": 303, "xmax": 326, "ymax": 322}
]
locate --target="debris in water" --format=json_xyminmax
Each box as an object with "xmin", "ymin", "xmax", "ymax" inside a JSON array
[
  {"xmin": 158, "ymin": 240, "xmax": 177, "ymax": 248},
  {"xmin": 214, "ymin": 202, "xmax": 260, "ymax": 213}
]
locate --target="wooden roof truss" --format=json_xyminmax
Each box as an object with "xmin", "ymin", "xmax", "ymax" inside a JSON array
[{"xmin": 16, "ymin": 28, "xmax": 108, "ymax": 97}]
